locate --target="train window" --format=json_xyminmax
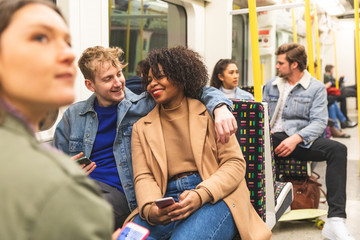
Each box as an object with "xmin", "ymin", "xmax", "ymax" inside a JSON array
[
  {"xmin": 110, "ymin": 0, "xmax": 187, "ymax": 79},
  {"xmin": 232, "ymin": 14, "xmax": 248, "ymax": 86}
]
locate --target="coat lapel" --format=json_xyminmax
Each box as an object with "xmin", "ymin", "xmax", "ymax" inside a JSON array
[
  {"xmin": 142, "ymin": 106, "xmax": 168, "ymax": 183},
  {"xmin": 188, "ymin": 99, "xmax": 208, "ymax": 169}
]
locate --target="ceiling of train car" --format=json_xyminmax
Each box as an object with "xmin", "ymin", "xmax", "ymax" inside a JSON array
[
  {"xmin": 338, "ymin": 0, "xmax": 360, "ymax": 19},
  {"xmin": 233, "ymin": 0, "xmax": 358, "ymax": 19}
]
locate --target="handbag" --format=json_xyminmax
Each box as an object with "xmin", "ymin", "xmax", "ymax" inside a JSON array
[
  {"xmin": 284, "ymin": 172, "xmax": 326, "ymax": 209},
  {"xmin": 326, "ymin": 87, "xmax": 341, "ymax": 96}
]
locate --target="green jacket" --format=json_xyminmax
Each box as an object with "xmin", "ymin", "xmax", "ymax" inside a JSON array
[{"xmin": 0, "ymin": 114, "xmax": 113, "ymax": 240}]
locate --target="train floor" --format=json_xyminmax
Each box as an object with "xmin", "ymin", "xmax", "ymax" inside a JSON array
[{"xmin": 272, "ymin": 98, "xmax": 360, "ymax": 239}]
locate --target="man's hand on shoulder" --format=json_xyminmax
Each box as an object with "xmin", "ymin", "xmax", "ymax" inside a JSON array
[
  {"xmin": 213, "ymin": 105, "xmax": 238, "ymax": 144},
  {"xmin": 274, "ymin": 134, "xmax": 303, "ymax": 157}
]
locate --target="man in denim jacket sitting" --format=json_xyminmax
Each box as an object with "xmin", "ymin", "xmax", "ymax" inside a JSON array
[
  {"xmin": 263, "ymin": 43, "xmax": 353, "ymax": 240},
  {"xmin": 53, "ymin": 46, "xmax": 237, "ymax": 230}
]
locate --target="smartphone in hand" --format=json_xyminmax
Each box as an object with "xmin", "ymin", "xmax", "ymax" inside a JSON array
[
  {"xmin": 154, "ymin": 197, "xmax": 175, "ymax": 209},
  {"xmin": 76, "ymin": 156, "xmax": 92, "ymax": 166},
  {"xmin": 117, "ymin": 222, "xmax": 149, "ymax": 240}
]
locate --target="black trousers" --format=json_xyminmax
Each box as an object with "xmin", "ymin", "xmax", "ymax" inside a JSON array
[
  {"xmin": 94, "ymin": 180, "xmax": 131, "ymax": 230},
  {"xmin": 272, "ymin": 132, "xmax": 347, "ymax": 218},
  {"xmin": 340, "ymin": 85, "xmax": 357, "ymax": 120}
]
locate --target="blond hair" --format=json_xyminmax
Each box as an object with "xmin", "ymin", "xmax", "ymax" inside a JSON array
[{"xmin": 78, "ymin": 46, "xmax": 127, "ymax": 82}]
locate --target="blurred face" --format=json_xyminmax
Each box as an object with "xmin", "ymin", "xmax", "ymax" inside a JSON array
[
  {"xmin": 219, "ymin": 63, "xmax": 239, "ymax": 89},
  {"xmin": 146, "ymin": 65, "xmax": 184, "ymax": 109},
  {"xmin": 0, "ymin": 4, "xmax": 76, "ymax": 125},
  {"xmin": 85, "ymin": 61, "xmax": 125, "ymax": 107},
  {"xmin": 276, "ymin": 54, "xmax": 292, "ymax": 79},
  {"xmin": 330, "ymin": 67, "xmax": 335, "ymax": 75}
]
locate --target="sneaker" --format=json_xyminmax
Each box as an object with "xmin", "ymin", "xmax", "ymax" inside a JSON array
[{"xmin": 322, "ymin": 217, "xmax": 355, "ymax": 240}]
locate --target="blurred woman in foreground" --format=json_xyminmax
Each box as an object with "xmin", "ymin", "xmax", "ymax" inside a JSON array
[{"xmin": 0, "ymin": 0, "xmax": 115, "ymax": 239}]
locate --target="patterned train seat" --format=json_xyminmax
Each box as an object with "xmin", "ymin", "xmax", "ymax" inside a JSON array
[
  {"xmin": 232, "ymin": 100, "xmax": 293, "ymax": 229},
  {"xmin": 233, "ymin": 101, "xmax": 266, "ymax": 220},
  {"xmin": 239, "ymin": 86, "xmax": 311, "ymax": 179}
]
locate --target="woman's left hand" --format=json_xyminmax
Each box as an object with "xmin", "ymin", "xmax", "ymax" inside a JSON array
[{"xmin": 168, "ymin": 190, "xmax": 201, "ymax": 221}]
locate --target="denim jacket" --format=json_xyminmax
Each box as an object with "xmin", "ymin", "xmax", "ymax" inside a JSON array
[
  {"xmin": 53, "ymin": 87, "xmax": 231, "ymax": 211},
  {"xmin": 220, "ymin": 86, "xmax": 254, "ymax": 100},
  {"xmin": 263, "ymin": 70, "xmax": 328, "ymax": 148}
]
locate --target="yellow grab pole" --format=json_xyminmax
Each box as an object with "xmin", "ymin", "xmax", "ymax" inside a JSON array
[
  {"xmin": 125, "ymin": 0, "xmax": 132, "ymax": 77},
  {"xmin": 333, "ymin": 31, "xmax": 339, "ymax": 89},
  {"xmin": 313, "ymin": 4, "xmax": 321, "ymax": 81},
  {"xmin": 140, "ymin": 0, "xmax": 144, "ymax": 60},
  {"xmin": 248, "ymin": 0, "xmax": 262, "ymax": 102},
  {"xmin": 261, "ymin": 63, "xmax": 264, "ymax": 86},
  {"xmin": 354, "ymin": 0, "xmax": 360, "ymax": 175},
  {"xmin": 305, "ymin": 0, "xmax": 314, "ymax": 76},
  {"xmin": 292, "ymin": 7, "xmax": 298, "ymax": 43},
  {"xmin": 109, "ymin": 0, "xmax": 112, "ymax": 41}
]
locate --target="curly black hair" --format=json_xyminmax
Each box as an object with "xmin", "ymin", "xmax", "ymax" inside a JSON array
[{"xmin": 141, "ymin": 46, "xmax": 208, "ymax": 99}]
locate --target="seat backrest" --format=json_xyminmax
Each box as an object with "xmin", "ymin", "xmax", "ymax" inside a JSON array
[
  {"xmin": 232, "ymin": 100, "xmax": 267, "ymax": 221},
  {"xmin": 239, "ymin": 86, "xmax": 255, "ymax": 95}
]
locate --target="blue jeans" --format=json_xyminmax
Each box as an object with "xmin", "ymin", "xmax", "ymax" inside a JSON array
[
  {"xmin": 328, "ymin": 101, "xmax": 346, "ymax": 129},
  {"xmin": 133, "ymin": 174, "xmax": 237, "ymax": 240}
]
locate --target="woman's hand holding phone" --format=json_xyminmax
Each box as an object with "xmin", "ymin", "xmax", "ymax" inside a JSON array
[
  {"xmin": 148, "ymin": 198, "xmax": 181, "ymax": 225},
  {"xmin": 167, "ymin": 190, "xmax": 201, "ymax": 222}
]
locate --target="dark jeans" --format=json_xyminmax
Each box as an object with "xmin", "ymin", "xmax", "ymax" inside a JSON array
[
  {"xmin": 340, "ymin": 85, "xmax": 357, "ymax": 120},
  {"xmin": 94, "ymin": 180, "xmax": 131, "ymax": 230},
  {"xmin": 272, "ymin": 132, "xmax": 347, "ymax": 218}
]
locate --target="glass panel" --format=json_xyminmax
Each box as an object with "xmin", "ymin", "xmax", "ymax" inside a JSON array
[
  {"xmin": 110, "ymin": 0, "xmax": 186, "ymax": 79},
  {"xmin": 232, "ymin": 14, "xmax": 248, "ymax": 86}
]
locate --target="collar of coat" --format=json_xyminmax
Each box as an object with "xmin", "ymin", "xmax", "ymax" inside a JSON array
[
  {"xmin": 79, "ymin": 87, "xmax": 147, "ymax": 115},
  {"xmin": 272, "ymin": 69, "xmax": 312, "ymax": 90},
  {"xmin": 139, "ymin": 97, "xmax": 209, "ymax": 180}
]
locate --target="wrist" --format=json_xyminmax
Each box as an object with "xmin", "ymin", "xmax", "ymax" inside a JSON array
[
  {"xmin": 214, "ymin": 103, "xmax": 231, "ymax": 111},
  {"xmin": 294, "ymin": 134, "xmax": 303, "ymax": 144},
  {"xmin": 146, "ymin": 203, "xmax": 157, "ymax": 226}
]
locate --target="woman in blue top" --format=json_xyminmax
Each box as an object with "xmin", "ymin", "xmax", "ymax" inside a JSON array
[{"xmin": 210, "ymin": 59, "xmax": 254, "ymax": 100}]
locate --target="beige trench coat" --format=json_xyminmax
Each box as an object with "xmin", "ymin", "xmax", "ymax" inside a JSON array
[{"xmin": 126, "ymin": 98, "xmax": 271, "ymax": 240}]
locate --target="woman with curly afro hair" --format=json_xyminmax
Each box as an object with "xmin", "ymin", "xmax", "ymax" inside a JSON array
[
  {"xmin": 126, "ymin": 46, "xmax": 271, "ymax": 240},
  {"xmin": 141, "ymin": 46, "xmax": 208, "ymax": 99}
]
